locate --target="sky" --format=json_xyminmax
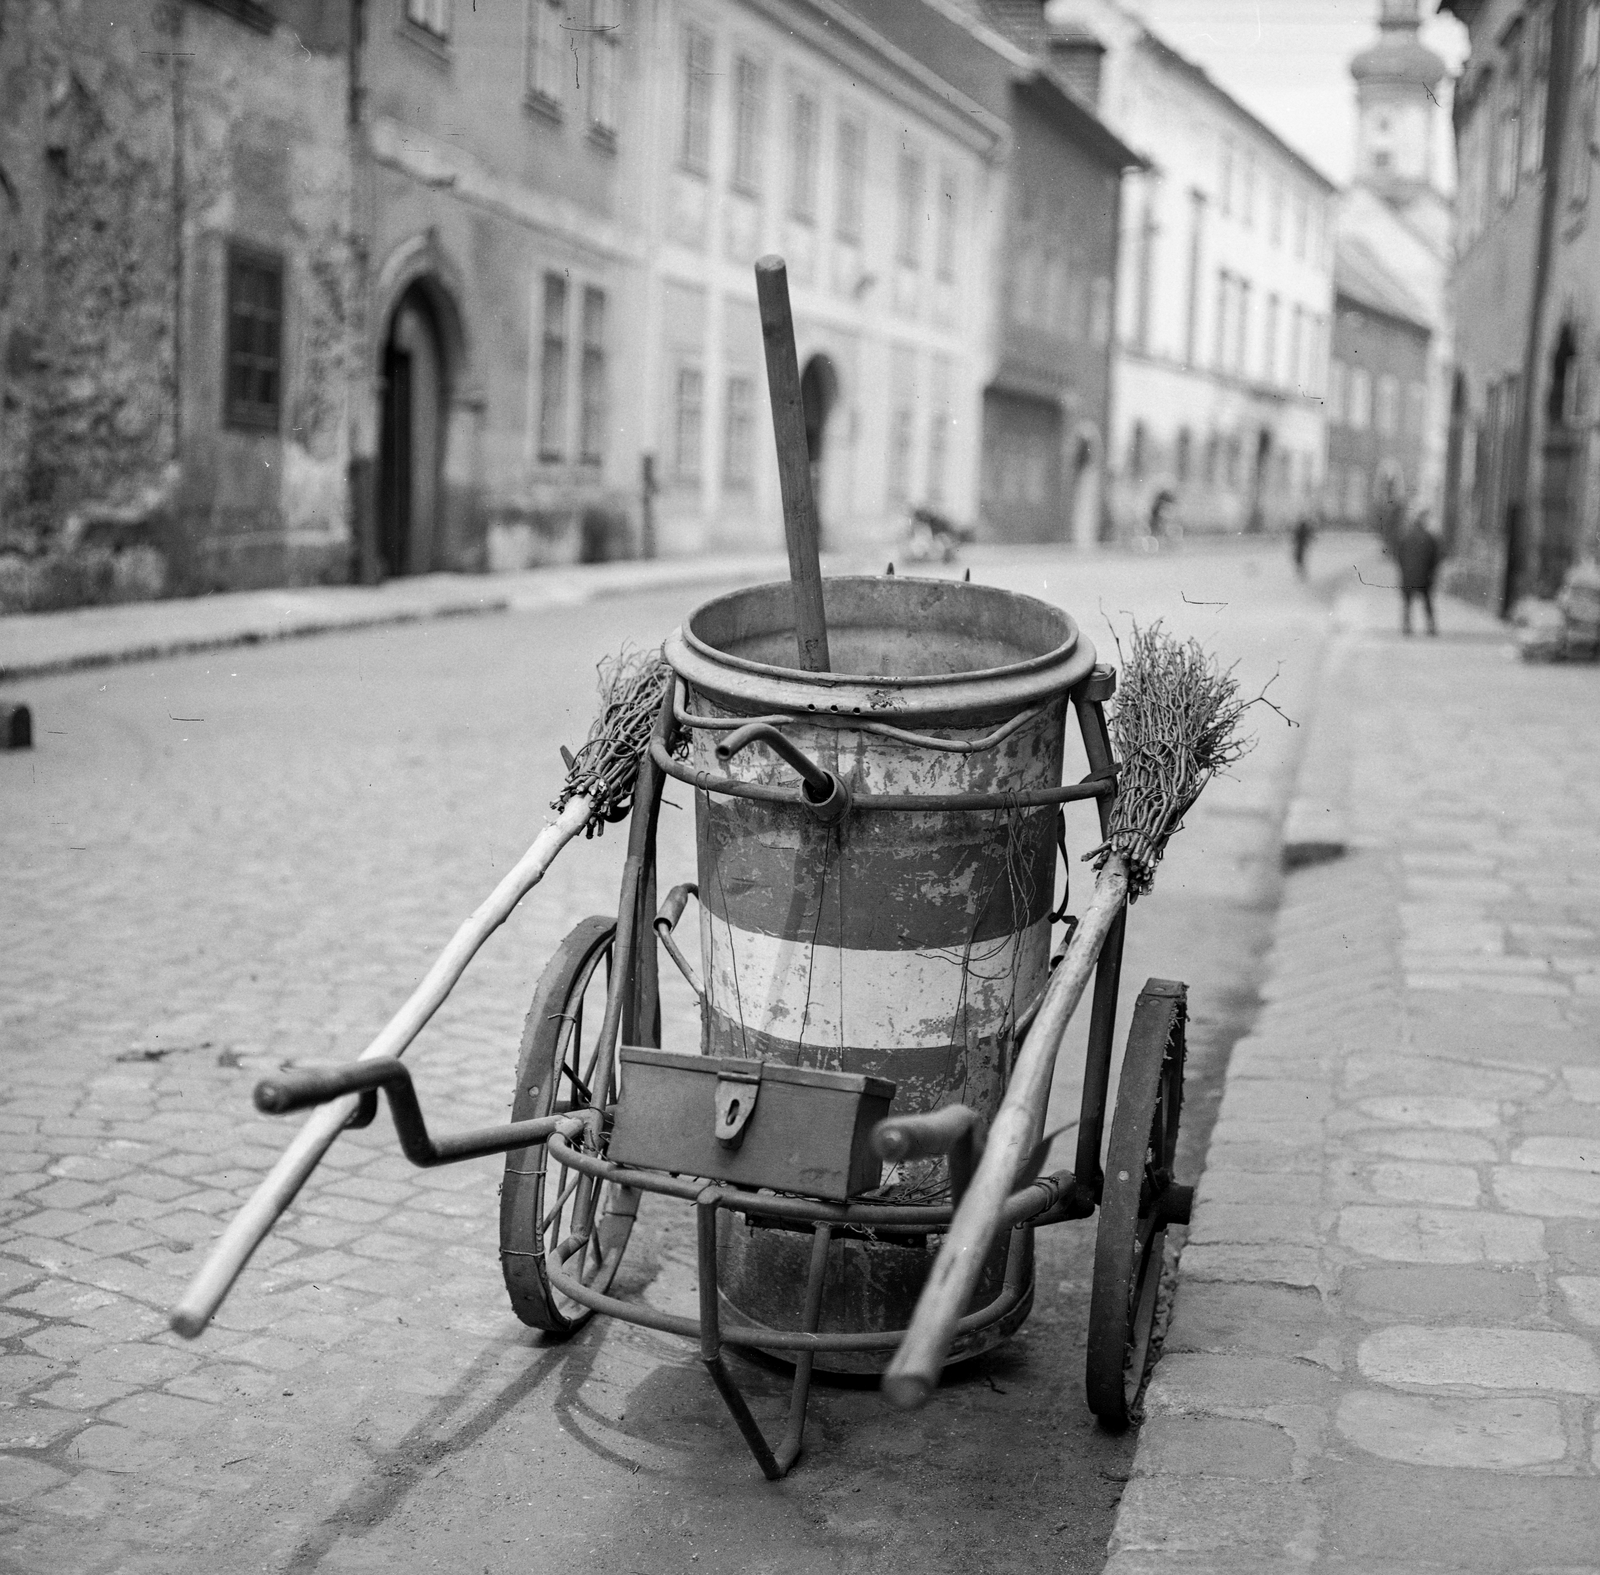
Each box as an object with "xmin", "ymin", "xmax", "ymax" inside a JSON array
[{"xmin": 1122, "ymin": 1, "xmax": 1470, "ymax": 188}]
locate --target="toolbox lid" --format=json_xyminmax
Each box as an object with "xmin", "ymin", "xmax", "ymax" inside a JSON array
[{"xmin": 619, "ymin": 1045, "xmax": 895, "ymax": 1102}]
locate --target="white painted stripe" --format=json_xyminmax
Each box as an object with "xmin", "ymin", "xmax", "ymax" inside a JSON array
[{"xmin": 698, "ymin": 909, "xmax": 1051, "ymax": 1052}]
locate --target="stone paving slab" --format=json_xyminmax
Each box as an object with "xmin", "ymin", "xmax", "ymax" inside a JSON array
[{"xmin": 1105, "ymin": 581, "xmax": 1600, "ymax": 1575}]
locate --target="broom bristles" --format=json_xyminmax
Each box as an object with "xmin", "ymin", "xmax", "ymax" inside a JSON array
[
  {"xmin": 1086, "ymin": 621, "xmax": 1262, "ymax": 898},
  {"xmin": 553, "ymin": 647, "xmax": 675, "ymax": 836}
]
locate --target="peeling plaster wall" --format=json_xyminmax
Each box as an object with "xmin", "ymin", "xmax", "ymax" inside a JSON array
[{"xmin": 0, "ymin": 0, "xmax": 356, "ymax": 604}]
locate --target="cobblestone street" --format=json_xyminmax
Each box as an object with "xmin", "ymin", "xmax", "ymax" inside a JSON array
[{"xmin": 1, "ymin": 545, "xmax": 1339, "ymax": 1574}]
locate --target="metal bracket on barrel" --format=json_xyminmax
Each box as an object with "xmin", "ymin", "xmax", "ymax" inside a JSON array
[{"xmin": 713, "ymin": 1065, "xmax": 762, "ymax": 1148}]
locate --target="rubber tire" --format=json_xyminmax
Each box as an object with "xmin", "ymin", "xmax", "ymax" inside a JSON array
[
  {"xmin": 1085, "ymin": 985, "xmax": 1185, "ymax": 1430},
  {"xmin": 499, "ymin": 916, "xmax": 637, "ymax": 1334}
]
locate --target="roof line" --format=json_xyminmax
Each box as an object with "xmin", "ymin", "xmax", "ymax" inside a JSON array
[{"xmin": 1133, "ymin": 27, "xmax": 1340, "ymax": 192}]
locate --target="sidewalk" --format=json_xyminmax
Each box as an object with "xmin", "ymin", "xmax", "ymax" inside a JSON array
[
  {"xmin": 1106, "ymin": 580, "xmax": 1600, "ymax": 1572},
  {"xmin": 0, "ymin": 553, "xmax": 801, "ymax": 683}
]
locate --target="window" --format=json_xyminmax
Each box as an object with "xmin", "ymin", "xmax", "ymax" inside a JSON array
[
  {"xmin": 1269, "ymin": 182, "xmax": 1283, "ymax": 247},
  {"xmin": 1176, "ymin": 426, "xmax": 1192, "ymax": 483},
  {"xmin": 1329, "ymin": 359, "xmax": 1348, "ymax": 425},
  {"xmin": 1376, "ymin": 373, "xmax": 1399, "ymax": 436},
  {"xmin": 788, "ymin": 90, "xmax": 819, "ymax": 222},
  {"xmin": 579, "ymin": 286, "xmax": 606, "ymax": 465},
  {"xmin": 1129, "ymin": 421, "xmax": 1147, "ymax": 482},
  {"xmin": 679, "ymin": 24, "xmax": 712, "ymax": 174},
  {"xmin": 731, "ymin": 55, "xmax": 766, "ymax": 194},
  {"xmin": 538, "ymin": 273, "xmax": 568, "ymax": 461},
  {"xmin": 1348, "ymin": 366, "xmax": 1372, "ymax": 431},
  {"xmin": 406, "ymin": 0, "xmax": 450, "ymax": 40},
  {"xmin": 1568, "ymin": 2, "xmax": 1600, "ymax": 208},
  {"xmin": 225, "ymin": 244, "xmax": 283, "ymax": 432},
  {"xmin": 1241, "ymin": 153, "xmax": 1256, "ymax": 227},
  {"xmin": 1497, "ymin": 31, "xmax": 1523, "ymax": 204},
  {"xmin": 936, "ymin": 165, "xmax": 958, "ymax": 282},
  {"xmin": 1263, "ymin": 293, "xmax": 1279, "ymax": 384},
  {"xmin": 1089, "ymin": 277, "xmax": 1112, "ymax": 346},
  {"xmin": 723, "ymin": 374, "xmax": 755, "ymax": 489},
  {"xmin": 835, "ymin": 117, "xmax": 865, "ymax": 242},
  {"xmin": 1204, "ymin": 433, "xmax": 1220, "ymax": 486},
  {"xmin": 1406, "ymin": 381, "xmax": 1427, "ymax": 436},
  {"xmin": 927, "ymin": 358, "xmax": 952, "ymax": 505},
  {"xmin": 588, "ymin": 0, "xmax": 621, "ymax": 137},
  {"xmin": 1294, "ymin": 191, "xmax": 1309, "ymax": 258},
  {"xmin": 1235, "ymin": 279, "xmax": 1251, "ymax": 375},
  {"xmin": 895, "ymin": 150, "xmax": 924, "ymax": 267},
  {"xmin": 1213, "ymin": 269, "xmax": 1230, "ymax": 369},
  {"xmin": 527, "ymin": 0, "xmax": 564, "ymax": 106},
  {"xmin": 674, "ymin": 365, "xmax": 703, "ymax": 482},
  {"xmin": 1289, "ymin": 306, "xmax": 1304, "ymax": 391},
  {"xmin": 1225, "ymin": 433, "xmax": 1240, "ymax": 489},
  {"xmin": 1219, "ymin": 138, "xmax": 1233, "ymax": 216},
  {"xmin": 887, "ymin": 404, "xmax": 914, "ymax": 504},
  {"xmin": 1460, "ymin": 96, "xmax": 1488, "ymax": 240},
  {"xmin": 1523, "ymin": 9, "xmax": 1551, "ymax": 177}
]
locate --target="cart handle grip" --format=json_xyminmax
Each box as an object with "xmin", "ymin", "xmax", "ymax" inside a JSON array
[
  {"xmin": 872, "ymin": 1105, "xmax": 984, "ymax": 1206},
  {"xmin": 254, "ymin": 1059, "xmax": 574, "ymax": 1169}
]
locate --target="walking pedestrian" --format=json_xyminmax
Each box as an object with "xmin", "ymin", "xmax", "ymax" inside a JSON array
[
  {"xmin": 1397, "ymin": 509, "xmax": 1442, "ymax": 636},
  {"xmin": 1291, "ymin": 514, "xmax": 1316, "ymax": 579}
]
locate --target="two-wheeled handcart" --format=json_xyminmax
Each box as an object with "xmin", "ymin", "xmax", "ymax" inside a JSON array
[{"xmin": 173, "ymin": 259, "xmax": 1254, "ymax": 1480}]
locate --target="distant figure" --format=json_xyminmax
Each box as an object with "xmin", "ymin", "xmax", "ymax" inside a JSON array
[
  {"xmin": 1148, "ymin": 488, "xmax": 1176, "ymax": 539},
  {"xmin": 1397, "ymin": 511, "xmax": 1442, "ymax": 636},
  {"xmin": 1291, "ymin": 515, "xmax": 1316, "ymax": 579}
]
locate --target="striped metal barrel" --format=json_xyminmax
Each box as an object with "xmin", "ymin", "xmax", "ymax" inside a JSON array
[{"xmin": 663, "ymin": 577, "xmax": 1096, "ymax": 1366}]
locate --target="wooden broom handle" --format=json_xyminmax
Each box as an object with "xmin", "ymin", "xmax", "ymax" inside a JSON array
[
  {"xmin": 169, "ymin": 797, "xmax": 595, "ymax": 1338},
  {"xmin": 881, "ymin": 858, "xmax": 1131, "ymax": 1408},
  {"xmin": 754, "ymin": 256, "xmax": 830, "ymax": 673}
]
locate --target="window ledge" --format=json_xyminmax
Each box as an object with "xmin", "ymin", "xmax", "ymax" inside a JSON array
[
  {"xmin": 587, "ymin": 123, "xmax": 618, "ymax": 155},
  {"xmin": 677, "ymin": 161, "xmax": 709, "ymax": 182},
  {"xmin": 525, "ymin": 91, "xmax": 563, "ymax": 126},
  {"xmin": 729, "ymin": 179, "xmax": 761, "ymax": 201},
  {"xmin": 398, "ymin": 22, "xmax": 452, "ymax": 68}
]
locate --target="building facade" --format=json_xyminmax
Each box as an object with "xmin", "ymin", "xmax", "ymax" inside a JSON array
[
  {"xmin": 2, "ymin": 0, "xmax": 1139, "ymax": 602},
  {"xmin": 0, "ymin": 0, "xmax": 358, "ymax": 606},
  {"xmin": 1045, "ymin": 0, "xmax": 1338, "ymax": 539},
  {"xmin": 1444, "ymin": 0, "xmax": 1600, "ymax": 606},
  {"xmin": 638, "ymin": 0, "xmax": 1006, "ymax": 559},
  {"xmin": 1333, "ymin": 0, "xmax": 1455, "ymax": 526},
  {"xmin": 1325, "ymin": 239, "xmax": 1433, "ymax": 530}
]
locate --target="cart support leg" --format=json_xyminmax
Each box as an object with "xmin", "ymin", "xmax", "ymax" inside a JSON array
[
  {"xmin": 773, "ymin": 1223, "xmax": 831, "ymax": 1475},
  {"xmin": 695, "ymin": 1193, "xmax": 831, "ymax": 1480},
  {"xmin": 696, "ymin": 1192, "xmax": 783, "ymax": 1480}
]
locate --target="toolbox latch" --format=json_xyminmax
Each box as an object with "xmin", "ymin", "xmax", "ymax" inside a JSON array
[{"xmin": 713, "ymin": 1067, "xmax": 762, "ymax": 1148}]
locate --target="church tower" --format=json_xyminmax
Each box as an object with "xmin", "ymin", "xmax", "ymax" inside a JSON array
[{"xmin": 1351, "ymin": 0, "xmax": 1448, "ymax": 200}]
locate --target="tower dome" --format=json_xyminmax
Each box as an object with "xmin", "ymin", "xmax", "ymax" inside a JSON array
[{"xmin": 1351, "ymin": 0, "xmax": 1446, "ymax": 194}]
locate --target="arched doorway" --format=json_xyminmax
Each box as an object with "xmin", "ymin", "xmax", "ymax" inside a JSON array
[
  {"xmin": 799, "ymin": 354, "xmax": 839, "ymax": 530},
  {"xmin": 378, "ymin": 285, "xmax": 448, "ymax": 578}
]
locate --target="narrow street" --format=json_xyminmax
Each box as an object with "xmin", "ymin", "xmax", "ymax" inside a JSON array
[{"xmin": 2, "ymin": 540, "xmax": 1353, "ymax": 1573}]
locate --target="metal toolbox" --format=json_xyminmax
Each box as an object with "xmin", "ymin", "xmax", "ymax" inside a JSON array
[{"xmin": 609, "ymin": 1047, "xmax": 895, "ymax": 1201}]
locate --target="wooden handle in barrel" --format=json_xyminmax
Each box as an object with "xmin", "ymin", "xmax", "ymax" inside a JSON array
[
  {"xmin": 754, "ymin": 255, "xmax": 830, "ymax": 674},
  {"xmin": 881, "ymin": 858, "xmax": 1130, "ymax": 1409}
]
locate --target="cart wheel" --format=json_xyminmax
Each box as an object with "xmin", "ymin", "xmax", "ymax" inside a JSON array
[
  {"xmin": 500, "ymin": 916, "xmax": 639, "ymax": 1335},
  {"xmin": 1086, "ymin": 979, "xmax": 1187, "ymax": 1430}
]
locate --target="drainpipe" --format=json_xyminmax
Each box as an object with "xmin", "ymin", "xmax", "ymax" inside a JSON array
[
  {"xmin": 347, "ymin": 0, "xmax": 382, "ymax": 584},
  {"xmin": 1504, "ymin": 0, "xmax": 1576, "ymax": 615}
]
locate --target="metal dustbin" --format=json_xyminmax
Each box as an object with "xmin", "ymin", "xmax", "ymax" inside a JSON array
[{"xmin": 663, "ymin": 576, "xmax": 1096, "ymax": 1371}]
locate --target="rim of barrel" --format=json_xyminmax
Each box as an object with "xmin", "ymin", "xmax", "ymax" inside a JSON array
[
  {"xmin": 666, "ymin": 577, "xmax": 1098, "ymax": 724},
  {"xmin": 678, "ymin": 575, "xmax": 1084, "ymax": 689}
]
